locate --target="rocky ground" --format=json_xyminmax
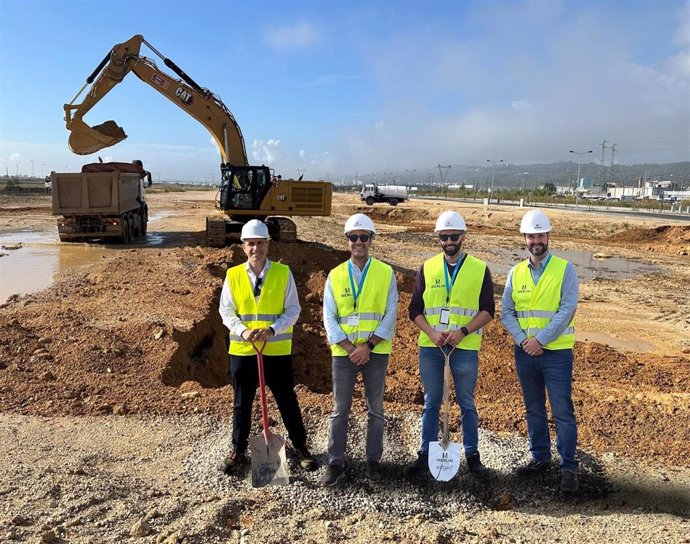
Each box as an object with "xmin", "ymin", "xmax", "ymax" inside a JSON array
[{"xmin": 0, "ymin": 190, "xmax": 689, "ymax": 543}]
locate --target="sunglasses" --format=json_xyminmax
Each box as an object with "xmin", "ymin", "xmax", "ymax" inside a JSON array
[
  {"xmin": 439, "ymin": 233, "xmax": 462, "ymax": 242},
  {"xmin": 347, "ymin": 234, "xmax": 371, "ymax": 243}
]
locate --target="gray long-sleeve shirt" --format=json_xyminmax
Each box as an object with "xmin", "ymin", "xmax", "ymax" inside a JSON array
[
  {"xmin": 323, "ymin": 257, "xmax": 398, "ymax": 346},
  {"xmin": 501, "ymin": 252, "xmax": 578, "ymax": 347}
]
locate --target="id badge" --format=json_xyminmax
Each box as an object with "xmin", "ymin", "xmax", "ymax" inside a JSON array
[
  {"xmin": 439, "ymin": 308, "xmax": 450, "ymax": 325},
  {"xmin": 347, "ymin": 314, "xmax": 360, "ymax": 327}
]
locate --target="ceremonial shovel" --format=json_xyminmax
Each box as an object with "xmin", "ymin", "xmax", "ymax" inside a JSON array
[
  {"xmin": 248, "ymin": 340, "xmax": 289, "ymax": 487},
  {"xmin": 428, "ymin": 344, "xmax": 462, "ymax": 481}
]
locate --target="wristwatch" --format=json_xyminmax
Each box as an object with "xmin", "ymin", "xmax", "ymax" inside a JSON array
[
  {"xmin": 460, "ymin": 326, "xmax": 469, "ymax": 336},
  {"xmin": 366, "ymin": 340, "xmax": 376, "ymax": 351}
]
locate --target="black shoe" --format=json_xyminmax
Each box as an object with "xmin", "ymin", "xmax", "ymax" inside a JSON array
[
  {"xmin": 466, "ymin": 451, "xmax": 489, "ymax": 476},
  {"xmin": 560, "ymin": 470, "xmax": 579, "ymax": 493},
  {"xmin": 221, "ymin": 451, "xmax": 249, "ymax": 475},
  {"xmin": 295, "ymin": 445, "xmax": 318, "ymax": 472},
  {"xmin": 367, "ymin": 461, "xmax": 383, "ymax": 483},
  {"xmin": 515, "ymin": 459, "xmax": 551, "ymax": 478},
  {"xmin": 321, "ymin": 464, "xmax": 346, "ymax": 487},
  {"xmin": 402, "ymin": 452, "xmax": 428, "ymax": 480}
]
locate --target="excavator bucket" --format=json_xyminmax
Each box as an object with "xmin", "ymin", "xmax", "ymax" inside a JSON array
[{"xmin": 67, "ymin": 118, "xmax": 127, "ymax": 155}]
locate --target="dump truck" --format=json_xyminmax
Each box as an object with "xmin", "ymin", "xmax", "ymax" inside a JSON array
[
  {"xmin": 63, "ymin": 34, "xmax": 332, "ymax": 246},
  {"xmin": 360, "ymin": 184, "xmax": 408, "ymax": 206},
  {"xmin": 51, "ymin": 161, "xmax": 152, "ymax": 243}
]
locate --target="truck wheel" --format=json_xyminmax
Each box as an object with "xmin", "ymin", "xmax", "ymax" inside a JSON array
[
  {"xmin": 141, "ymin": 209, "xmax": 148, "ymax": 236},
  {"xmin": 366, "ymin": 197, "xmax": 375, "ymax": 206},
  {"xmin": 122, "ymin": 215, "xmax": 132, "ymax": 244},
  {"xmin": 389, "ymin": 198, "xmax": 398, "ymax": 206}
]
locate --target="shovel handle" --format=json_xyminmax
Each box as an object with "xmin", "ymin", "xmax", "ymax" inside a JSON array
[
  {"xmin": 438, "ymin": 344, "xmax": 456, "ymax": 447},
  {"xmin": 251, "ymin": 340, "xmax": 271, "ymax": 441}
]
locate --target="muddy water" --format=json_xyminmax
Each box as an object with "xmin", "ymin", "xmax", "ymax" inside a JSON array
[
  {"xmin": 0, "ymin": 231, "xmax": 112, "ymax": 303},
  {"xmin": 480, "ymin": 247, "xmax": 660, "ymax": 281}
]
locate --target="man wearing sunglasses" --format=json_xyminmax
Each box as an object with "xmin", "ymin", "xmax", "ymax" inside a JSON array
[
  {"xmin": 218, "ymin": 219, "xmax": 317, "ymax": 476},
  {"xmin": 404, "ymin": 210, "xmax": 495, "ymax": 480},
  {"xmin": 321, "ymin": 213, "xmax": 398, "ymax": 487}
]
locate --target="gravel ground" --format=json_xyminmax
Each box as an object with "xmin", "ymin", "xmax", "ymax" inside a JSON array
[{"xmin": 2, "ymin": 412, "xmax": 688, "ymax": 544}]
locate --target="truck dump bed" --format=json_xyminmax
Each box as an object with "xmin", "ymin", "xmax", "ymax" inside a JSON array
[{"xmin": 52, "ymin": 163, "xmax": 143, "ymax": 216}]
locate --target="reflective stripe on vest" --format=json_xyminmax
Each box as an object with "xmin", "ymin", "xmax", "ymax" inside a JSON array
[
  {"xmin": 511, "ymin": 255, "xmax": 575, "ymax": 350},
  {"xmin": 226, "ymin": 262, "xmax": 293, "ymax": 356},
  {"xmin": 329, "ymin": 258, "xmax": 393, "ymax": 356},
  {"xmin": 418, "ymin": 253, "xmax": 486, "ymax": 350}
]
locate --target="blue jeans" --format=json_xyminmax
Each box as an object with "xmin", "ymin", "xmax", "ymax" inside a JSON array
[
  {"xmin": 327, "ymin": 353, "xmax": 389, "ymax": 466},
  {"xmin": 514, "ymin": 346, "xmax": 578, "ymax": 471},
  {"xmin": 419, "ymin": 347, "xmax": 479, "ymax": 456}
]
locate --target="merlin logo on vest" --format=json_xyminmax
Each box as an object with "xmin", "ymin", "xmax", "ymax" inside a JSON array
[
  {"xmin": 516, "ymin": 284, "xmax": 530, "ymax": 294},
  {"xmin": 432, "ymin": 278, "xmax": 443, "ymax": 289},
  {"xmin": 340, "ymin": 287, "xmax": 352, "ymax": 298}
]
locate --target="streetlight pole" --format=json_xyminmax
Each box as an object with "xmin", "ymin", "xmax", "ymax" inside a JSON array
[
  {"xmin": 569, "ymin": 149, "xmax": 592, "ymax": 195},
  {"xmin": 486, "ymin": 159, "xmax": 503, "ymax": 203}
]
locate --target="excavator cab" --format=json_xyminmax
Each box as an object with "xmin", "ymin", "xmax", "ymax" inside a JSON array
[{"xmin": 218, "ymin": 165, "xmax": 272, "ymax": 213}]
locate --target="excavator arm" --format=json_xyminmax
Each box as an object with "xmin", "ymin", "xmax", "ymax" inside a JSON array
[{"xmin": 64, "ymin": 34, "xmax": 248, "ymax": 166}]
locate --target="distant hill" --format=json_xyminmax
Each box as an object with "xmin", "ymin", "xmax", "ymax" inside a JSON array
[{"xmin": 440, "ymin": 161, "xmax": 690, "ymax": 189}]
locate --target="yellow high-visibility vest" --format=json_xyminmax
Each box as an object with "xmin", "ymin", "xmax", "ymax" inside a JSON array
[
  {"xmin": 226, "ymin": 262, "xmax": 293, "ymax": 356},
  {"xmin": 329, "ymin": 258, "xmax": 393, "ymax": 356},
  {"xmin": 418, "ymin": 253, "xmax": 486, "ymax": 350},
  {"xmin": 511, "ymin": 255, "xmax": 575, "ymax": 350}
]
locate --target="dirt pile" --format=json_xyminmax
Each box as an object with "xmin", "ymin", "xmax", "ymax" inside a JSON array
[{"xmin": 607, "ymin": 224, "xmax": 690, "ymax": 255}]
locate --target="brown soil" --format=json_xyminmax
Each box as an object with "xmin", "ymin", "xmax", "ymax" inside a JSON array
[{"xmin": 1, "ymin": 191, "xmax": 689, "ymax": 542}]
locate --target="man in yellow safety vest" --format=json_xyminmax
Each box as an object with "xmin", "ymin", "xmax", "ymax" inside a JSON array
[
  {"xmin": 501, "ymin": 209, "xmax": 580, "ymax": 493},
  {"xmin": 218, "ymin": 219, "xmax": 316, "ymax": 475},
  {"xmin": 321, "ymin": 213, "xmax": 398, "ymax": 487},
  {"xmin": 403, "ymin": 210, "xmax": 495, "ymax": 480}
]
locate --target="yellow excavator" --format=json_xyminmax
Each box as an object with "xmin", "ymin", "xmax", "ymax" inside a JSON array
[{"xmin": 64, "ymin": 34, "xmax": 332, "ymax": 245}]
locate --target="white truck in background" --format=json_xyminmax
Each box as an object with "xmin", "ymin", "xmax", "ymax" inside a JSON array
[{"xmin": 360, "ymin": 184, "xmax": 408, "ymax": 206}]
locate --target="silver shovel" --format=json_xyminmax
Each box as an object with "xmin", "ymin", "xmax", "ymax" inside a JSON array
[{"xmin": 428, "ymin": 344, "xmax": 462, "ymax": 481}]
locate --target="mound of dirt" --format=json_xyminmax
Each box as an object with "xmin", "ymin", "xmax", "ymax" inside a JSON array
[{"xmin": 607, "ymin": 225, "xmax": 690, "ymax": 254}]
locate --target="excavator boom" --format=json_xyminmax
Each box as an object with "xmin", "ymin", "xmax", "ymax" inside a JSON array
[{"xmin": 64, "ymin": 35, "xmax": 247, "ymax": 166}]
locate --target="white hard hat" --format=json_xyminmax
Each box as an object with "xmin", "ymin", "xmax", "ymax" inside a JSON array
[
  {"xmin": 520, "ymin": 210, "xmax": 551, "ymax": 234},
  {"xmin": 434, "ymin": 210, "xmax": 467, "ymax": 232},
  {"xmin": 344, "ymin": 213, "xmax": 376, "ymax": 234},
  {"xmin": 240, "ymin": 219, "xmax": 270, "ymax": 241}
]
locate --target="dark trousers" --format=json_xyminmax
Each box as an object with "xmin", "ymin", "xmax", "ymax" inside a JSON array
[{"xmin": 230, "ymin": 354, "xmax": 307, "ymax": 454}]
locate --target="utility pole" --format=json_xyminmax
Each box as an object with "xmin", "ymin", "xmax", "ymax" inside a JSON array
[
  {"xmin": 436, "ymin": 165, "xmax": 451, "ymax": 196},
  {"xmin": 597, "ymin": 139, "xmax": 609, "ymax": 189},
  {"xmin": 31, "ymin": 160, "xmax": 35, "ymax": 178},
  {"xmin": 486, "ymin": 159, "xmax": 504, "ymax": 202},
  {"xmin": 609, "ymin": 143, "xmax": 617, "ymax": 186}
]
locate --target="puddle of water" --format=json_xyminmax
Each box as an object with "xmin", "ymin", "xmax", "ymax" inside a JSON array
[
  {"xmin": 482, "ymin": 247, "xmax": 659, "ymax": 281},
  {"xmin": 0, "ymin": 232, "xmax": 111, "ymax": 303}
]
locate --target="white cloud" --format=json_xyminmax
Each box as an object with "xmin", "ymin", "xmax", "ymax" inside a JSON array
[
  {"xmin": 251, "ymin": 138, "xmax": 281, "ymax": 164},
  {"xmin": 9, "ymin": 153, "xmax": 21, "ymax": 161},
  {"xmin": 299, "ymin": 149, "xmax": 305, "ymax": 158},
  {"xmin": 374, "ymin": 120, "xmax": 385, "ymax": 131},
  {"xmin": 263, "ymin": 22, "xmax": 318, "ymax": 50},
  {"xmin": 511, "ymin": 100, "xmax": 534, "ymax": 111}
]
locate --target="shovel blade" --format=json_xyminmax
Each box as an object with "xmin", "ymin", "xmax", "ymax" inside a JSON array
[
  {"xmin": 249, "ymin": 432, "xmax": 289, "ymax": 488},
  {"xmin": 428, "ymin": 440, "xmax": 462, "ymax": 481}
]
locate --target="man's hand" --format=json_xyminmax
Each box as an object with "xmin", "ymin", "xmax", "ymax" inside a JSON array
[
  {"xmin": 349, "ymin": 344, "xmax": 371, "ymax": 365},
  {"xmin": 242, "ymin": 327, "xmax": 274, "ymax": 343},
  {"xmin": 428, "ymin": 330, "xmax": 449, "ymax": 347},
  {"xmin": 445, "ymin": 330, "xmax": 466, "ymax": 347},
  {"xmin": 521, "ymin": 337, "xmax": 543, "ymax": 356}
]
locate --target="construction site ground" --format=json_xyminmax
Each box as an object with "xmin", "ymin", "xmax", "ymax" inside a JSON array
[{"xmin": 0, "ymin": 190, "xmax": 689, "ymax": 543}]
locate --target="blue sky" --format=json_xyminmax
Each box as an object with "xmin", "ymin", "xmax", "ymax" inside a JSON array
[{"xmin": 0, "ymin": 0, "xmax": 688, "ymax": 182}]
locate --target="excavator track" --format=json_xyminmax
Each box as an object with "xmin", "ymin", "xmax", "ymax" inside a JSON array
[
  {"xmin": 266, "ymin": 217, "xmax": 297, "ymax": 242},
  {"xmin": 206, "ymin": 216, "xmax": 227, "ymax": 247}
]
